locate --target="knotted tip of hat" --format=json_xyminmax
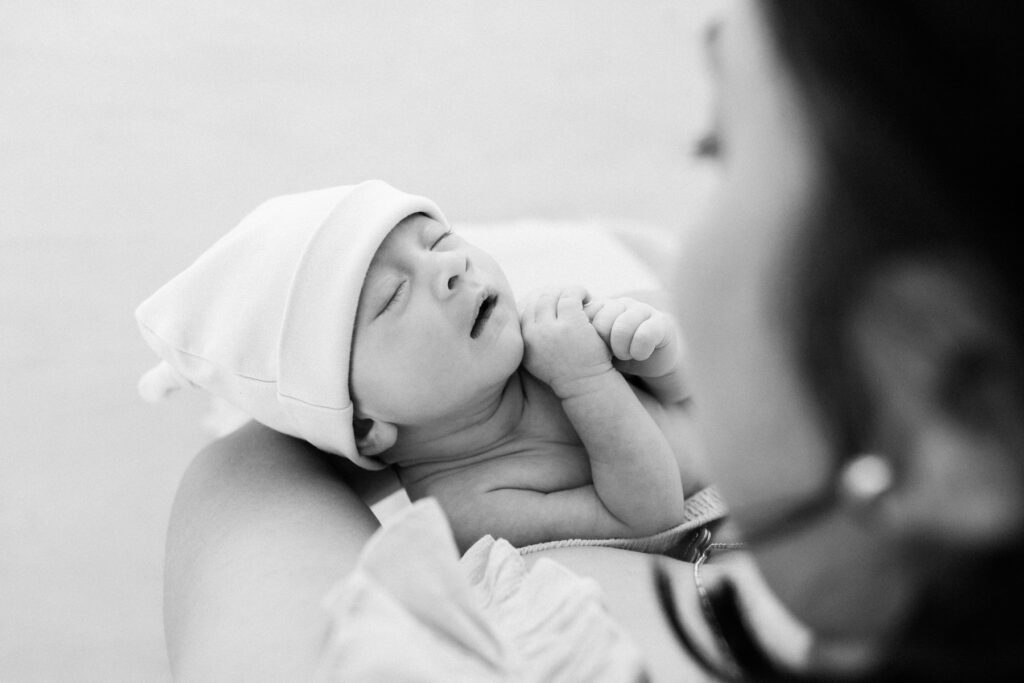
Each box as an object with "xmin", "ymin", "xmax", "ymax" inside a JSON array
[{"xmin": 138, "ymin": 361, "xmax": 193, "ymax": 402}]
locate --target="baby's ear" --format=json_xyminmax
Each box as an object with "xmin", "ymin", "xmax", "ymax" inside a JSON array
[{"xmin": 354, "ymin": 417, "xmax": 398, "ymax": 456}]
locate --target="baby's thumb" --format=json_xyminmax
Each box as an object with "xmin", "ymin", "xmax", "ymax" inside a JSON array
[
  {"xmin": 582, "ymin": 297, "xmax": 606, "ymax": 321},
  {"xmin": 138, "ymin": 361, "xmax": 191, "ymax": 402}
]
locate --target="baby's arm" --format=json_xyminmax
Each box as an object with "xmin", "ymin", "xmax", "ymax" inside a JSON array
[
  {"xmin": 518, "ymin": 287, "xmax": 687, "ymax": 537},
  {"xmin": 585, "ymin": 296, "xmax": 690, "ymax": 406}
]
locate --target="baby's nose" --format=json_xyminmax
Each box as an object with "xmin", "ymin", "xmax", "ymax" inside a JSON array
[{"xmin": 435, "ymin": 251, "xmax": 468, "ymax": 297}]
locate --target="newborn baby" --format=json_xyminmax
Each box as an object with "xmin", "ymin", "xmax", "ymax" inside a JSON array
[{"xmin": 137, "ymin": 180, "xmax": 704, "ymax": 551}]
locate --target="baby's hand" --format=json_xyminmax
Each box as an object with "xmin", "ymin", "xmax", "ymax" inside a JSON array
[
  {"xmin": 520, "ymin": 286, "xmax": 614, "ymax": 399},
  {"xmin": 584, "ymin": 297, "xmax": 680, "ymax": 380}
]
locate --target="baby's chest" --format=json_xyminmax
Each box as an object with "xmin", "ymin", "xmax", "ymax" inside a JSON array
[{"xmin": 458, "ymin": 439, "xmax": 594, "ymax": 494}]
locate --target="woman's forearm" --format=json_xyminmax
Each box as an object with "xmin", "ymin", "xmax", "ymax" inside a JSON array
[{"xmin": 558, "ymin": 371, "xmax": 687, "ymax": 534}]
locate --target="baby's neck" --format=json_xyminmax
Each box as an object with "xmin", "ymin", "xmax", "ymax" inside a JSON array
[{"xmin": 383, "ymin": 370, "xmax": 529, "ymax": 470}]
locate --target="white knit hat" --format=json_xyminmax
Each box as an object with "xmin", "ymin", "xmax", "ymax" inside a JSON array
[{"xmin": 135, "ymin": 180, "xmax": 448, "ymax": 469}]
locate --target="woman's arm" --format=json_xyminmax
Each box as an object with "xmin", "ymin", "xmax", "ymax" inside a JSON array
[{"xmin": 163, "ymin": 421, "xmax": 384, "ymax": 681}]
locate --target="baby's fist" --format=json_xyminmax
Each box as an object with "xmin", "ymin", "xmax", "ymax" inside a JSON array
[
  {"xmin": 584, "ymin": 297, "xmax": 679, "ymax": 378},
  {"xmin": 520, "ymin": 286, "xmax": 613, "ymax": 397}
]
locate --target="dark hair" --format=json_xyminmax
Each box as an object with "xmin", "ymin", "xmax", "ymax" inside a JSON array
[{"xmin": 760, "ymin": 1, "xmax": 1023, "ymax": 679}]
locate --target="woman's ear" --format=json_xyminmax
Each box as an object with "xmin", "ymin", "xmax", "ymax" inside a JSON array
[
  {"xmin": 849, "ymin": 258, "xmax": 1024, "ymax": 547},
  {"xmin": 353, "ymin": 417, "xmax": 398, "ymax": 456}
]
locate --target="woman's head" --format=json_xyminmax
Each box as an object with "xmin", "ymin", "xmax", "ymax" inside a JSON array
[{"xmin": 673, "ymin": 0, "xmax": 1023, "ymax": 676}]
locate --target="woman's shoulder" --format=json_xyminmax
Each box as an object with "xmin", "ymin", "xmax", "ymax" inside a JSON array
[
  {"xmin": 190, "ymin": 420, "xmax": 402, "ymax": 503},
  {"xmin": 164, "ymin": 421, "xmax": 385, "ymax": 680}
]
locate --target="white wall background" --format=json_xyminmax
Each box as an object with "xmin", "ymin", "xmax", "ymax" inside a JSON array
[{"xmin": 0, "ymin": 1, "xmax": 716, "ymax": 679}]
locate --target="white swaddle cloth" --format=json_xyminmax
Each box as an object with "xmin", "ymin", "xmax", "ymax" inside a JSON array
[{"xmin": 316, "ymin": 498, "xmax": 648, "ymax": 682}]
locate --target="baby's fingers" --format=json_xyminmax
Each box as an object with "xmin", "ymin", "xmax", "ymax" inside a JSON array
[
  {"xmin": 609, "ymin": 305, "xmax": 654, "ymax": 360},
  {"xmin": 548, "ymin": 286, "xmax": 589, "ymax": 322},
  {"xmin": 628, "ymin": 315, "xmax": 670, "ymax": 361},
  {"xmin": 557, "ymin": 294, "xmax": 583, "ymax": 320},
  {"xmin": 532, "ymin": 290, "xmax": 561, "ymax": 323},
  {"xmin": 590, "ymin": 298, "xmax": 627, "ymax": 346},
  {"xmin": 582, "ymin": 297, "xmax": 608, "ymax": 322}
]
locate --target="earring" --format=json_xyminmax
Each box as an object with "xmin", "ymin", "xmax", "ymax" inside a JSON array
[{"xmin": 839, "ymin": 453, "xmax": 894, "ymax": 504}]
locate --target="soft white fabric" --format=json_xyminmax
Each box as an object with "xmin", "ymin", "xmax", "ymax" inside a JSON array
[
  {"xmin": 316, "ymin": 498, "xmax": 647, "ymax": 682},
  {"xmin": 135, "ymin": 180, "xmax": 446, "ymax": 468}
]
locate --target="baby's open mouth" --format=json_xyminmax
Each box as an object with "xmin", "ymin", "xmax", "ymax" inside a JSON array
[{"xmin": 470, "ymin": 294, "xmax": 498, "ymax": 339}]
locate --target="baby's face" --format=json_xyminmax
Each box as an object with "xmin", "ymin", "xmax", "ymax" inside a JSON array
[{"xmin": 350, "ymin": 214, "xmax": 523, "ymax": 427}]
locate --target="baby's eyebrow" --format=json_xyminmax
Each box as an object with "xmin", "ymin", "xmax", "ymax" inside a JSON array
[
  {"xmin": 415, "ymin": 217, "xmax": 438, "ymax": 244},
  {"xmin": 359, "ymin": 219, "xmax": 429, "ymax": 316}
]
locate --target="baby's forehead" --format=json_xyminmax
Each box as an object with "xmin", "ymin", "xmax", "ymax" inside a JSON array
[
  {"xmin": 371, "ymin": 213, "xmax": 436, "ymax": 262},
  {"xmin": 356, "ymin": 213, "xmax": 439, "ymax": 321},
  {"xmin": 362, "ymin": 213, "xmax": 444, "ymax": 293}
]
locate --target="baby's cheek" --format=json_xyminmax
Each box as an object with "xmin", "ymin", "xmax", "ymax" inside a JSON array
[
  {"xmin": 508, "ymin": 318, "xmax": 525, "ymax": 349},
  {"xmin": 497, "ymin": 325, "xmax": 525, "ymax": 378}
]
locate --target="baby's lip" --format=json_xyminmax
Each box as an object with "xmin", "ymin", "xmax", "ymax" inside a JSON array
[{"xmin": 470, "ymin": 288, "xmax": 498, "ymax": 339}]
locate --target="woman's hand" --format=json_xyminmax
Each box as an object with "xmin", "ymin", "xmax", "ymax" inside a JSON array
[{"xmin": 519, "ymin": 286, "xmax": 614, "ymax": 399}]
